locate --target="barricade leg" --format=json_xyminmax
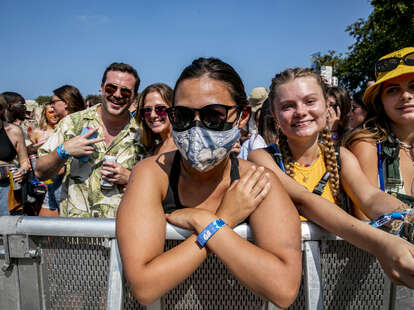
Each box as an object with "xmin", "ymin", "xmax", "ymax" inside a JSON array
[{"xmin": 303, "ymin": 241, "xmax": 323, "ymax": 310}]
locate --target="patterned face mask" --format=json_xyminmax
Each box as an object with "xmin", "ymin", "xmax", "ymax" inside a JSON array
[{"xmin": 172, "ymin": 121, "xmax": 241, "ymax": 172}]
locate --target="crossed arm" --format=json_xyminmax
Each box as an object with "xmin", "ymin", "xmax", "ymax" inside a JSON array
[{"xmin": 116, "ymin": 158, "xmax": 302, "ymax": 308}]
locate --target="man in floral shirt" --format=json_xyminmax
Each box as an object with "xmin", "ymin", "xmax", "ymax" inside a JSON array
[{"xmin": 36, "ymin": 63, "xmax": 144, "ymax": 218}]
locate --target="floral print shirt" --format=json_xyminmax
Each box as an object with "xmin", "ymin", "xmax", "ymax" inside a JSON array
[{"xmin": 38, "ymin": 105, "xmax": 144, "ymax": 218}]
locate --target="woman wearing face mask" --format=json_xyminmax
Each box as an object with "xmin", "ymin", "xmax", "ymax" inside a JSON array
[
  {"xmin": 136, "ymin": 83, "xmax": 176, "ymax": 156},
  {"xmin": 248, "ymin": 67, "xmax": 414, "ymax": 288},
  {"xmin": 117, "ymin": 58, "xmax": 302, "ymax": 308},
  {"xmin": 0, "ymin": 94, "xmax": 30, "ymax": 215},
  {"xmin": 346, "ymin": 47, "xmax": 414, "ymax": 220}
]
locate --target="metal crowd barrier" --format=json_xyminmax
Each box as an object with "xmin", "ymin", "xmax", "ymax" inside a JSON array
[{"xmin": 0, "ymin": 216, "xmax": 411, "ymax": 309}]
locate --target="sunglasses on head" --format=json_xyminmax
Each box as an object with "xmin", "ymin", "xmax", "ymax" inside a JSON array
[
  {"xmin": 375, "ymin": 51, "xmax": 414, "ymax": 78},
  {"xmin": 139, "ymin": 105, "xmax": 168, "ymax": 120},
  {"xmin": 166, "ymin": 104, "xmax": 240, "ymax": 132},
  {"xmin": 104, "ymin": 83, "xmax": 133, "ymax": 99}
]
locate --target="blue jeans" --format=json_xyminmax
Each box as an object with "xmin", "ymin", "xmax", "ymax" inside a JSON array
[
  {"xmin": 0, "ymin": 182, "xmax": 10, "ymax": 216},
  {"xmin": 43, "ymin": 175, "xmax": 63, "ymax": 211}
]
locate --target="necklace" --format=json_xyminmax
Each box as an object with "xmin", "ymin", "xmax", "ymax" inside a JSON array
[{"xmin": 293, "ymin": 151, "xmax": 321, "ymax": 168}]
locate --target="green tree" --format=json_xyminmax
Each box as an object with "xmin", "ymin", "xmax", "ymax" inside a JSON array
[
  {"xmin": 35, "ymin": 96, "xmax": 51, "ymax": 105},
  {"xmin": 315, "ymin": 0, "xmax": 414, "ymax": 91}
]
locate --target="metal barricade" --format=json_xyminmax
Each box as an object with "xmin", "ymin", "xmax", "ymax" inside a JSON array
[{"xmin": 0, "ymin": 216, "xmax": 410, "ymax": 309}]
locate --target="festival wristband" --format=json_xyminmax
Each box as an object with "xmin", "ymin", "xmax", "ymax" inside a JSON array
[
  {"xmin": 196, "ymin": 219, "xmax": 227, "ymax": 248},
  {"xmin": 369, "ymin": 209, "xmax": 414, "ymax": 228},
  {"xmin": 56, "ymin": 144, "xmax": 71, "ymax": 161}
]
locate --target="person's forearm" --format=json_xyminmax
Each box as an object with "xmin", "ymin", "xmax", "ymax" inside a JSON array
[
  {"xmin": 358, "ymin": 191, "xmax": 408, "ymax": 220},
  {"xmin": 295, "ymin": 193, "xmax": 388, "ymax": 255},
  {"xmin": 128, "ymin": 236, "xmax": 208, "ymax": 306},
  {"xmin": 35, "ymin": 151, "xmax": 66, "ymax": 180},
  {"xmin": 191, "ymin": 213, "xmax": 300, "ymax": 308}
]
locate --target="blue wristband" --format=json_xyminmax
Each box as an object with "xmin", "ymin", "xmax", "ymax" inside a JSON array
[
  {"xmin": 196, "ymin": 219, "xmax": 227, "ymax": 248},
  {"xmin": 56, "ymin": 144, "xmax": 71, "ymax": 161},
  {"xmin": 369, "ymin": 209, "xmax": 413, "ymax": 228}
]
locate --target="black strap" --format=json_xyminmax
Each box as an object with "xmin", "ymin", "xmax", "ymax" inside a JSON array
[
  {"xmin": 264, "ymin": 144, "xmax": 285, "ymax": 172},
  {"xmin": 163, "ymin": 152, "xmax": 241, "ymax": 212},
  {"xmin": 312, "ymin": 172, "xmax": 330, "ymax": 195},
  {"xmin": 229, "ymin": 153, "xmax": 240, "ymax": 184},
  {"xmin": 170, "ymin": 151, "xmax": 183, "ymax": 209}
]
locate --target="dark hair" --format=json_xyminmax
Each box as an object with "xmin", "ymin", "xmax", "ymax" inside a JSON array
[
  {"xmin": 136, "ymin": 83, "xmax": 173, "ymax": 152},
  {"xmin": 326, "ymin": 86, "xmax": 351, "ymax": 138},
  {"xmin": 173, "ymin": 57, "xmax": 248, "ymax": 108},
  {"xmin": 344, "ymin": 86, "xmax": 391, "ymax": 147},
  {"xmin": 257, "ymin": 98, "xmax": 278, "ymax": 145},
  {"xmin": 0, "ymin": 94, "xmax": 6, "ymax": 119},
  {"xmin": 351, "ymin": 90, "xmax": 366, "ymax": 111},
  {"xmin": 1, "ymin": 91, "xmax": 26, "ymax": 122},
  {"xmin": 102, "ymin": 62, "xmax": 140, "ymax": 94},
  {"xmin": 85, "ymin": 95, "xmax": 102, "ymax": 107},
  {"xmin": 53, "ymin": 85, "xmax": 85, "ymax": 114},
  {"xmin": 1, "ymin": 91, "xmax": 25, "ymax": 106}
]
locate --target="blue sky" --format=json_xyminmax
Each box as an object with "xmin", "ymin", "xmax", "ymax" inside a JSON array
[{"xmin": 0, "ymin": 0, "xmax": 372, "ymax": 100}]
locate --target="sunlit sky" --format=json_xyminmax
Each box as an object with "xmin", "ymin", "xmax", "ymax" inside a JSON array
[{"xmin": 0, "ymin": 0, "xmax": 372, "ymax": 100}]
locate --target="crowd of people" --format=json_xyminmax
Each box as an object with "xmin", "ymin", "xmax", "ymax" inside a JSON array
[{"xmin": 1, "ymin": 46, "xmax": 414, "ymax": 306}]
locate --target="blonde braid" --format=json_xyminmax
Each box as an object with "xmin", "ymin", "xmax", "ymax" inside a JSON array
[
  {"xmin": 320, "ymin": 126, "xmax": 341, "ymax": 205},
  {"xmin": 277, "ymin": 129, "xmax": 295, "ymax": 177}
]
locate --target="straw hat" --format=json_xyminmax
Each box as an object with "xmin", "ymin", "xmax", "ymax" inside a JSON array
[{"xmin": 363, "ymin": 47, "xmax": 414, "ymax": 105}]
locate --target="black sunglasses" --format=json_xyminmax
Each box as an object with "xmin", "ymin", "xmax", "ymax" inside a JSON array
[
  {"xmin": 104, "ymin": 83, "xmax": 133, "ymax": 99},
  {"xmin": 139, "ymin": 105, "xmax": 168, "ymax": 120},
  {"xmin": 166, "ymin": 104, "xmax": 240, "ymax": 132},
  {"xmin": 375, "ymin": 52, "xmax": 414, "ymax": 78}
]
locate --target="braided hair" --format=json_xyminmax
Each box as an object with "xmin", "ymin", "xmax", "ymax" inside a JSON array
[{"xmin": 269, "ymin": 68, "xmax": 342, "ymax": 205}]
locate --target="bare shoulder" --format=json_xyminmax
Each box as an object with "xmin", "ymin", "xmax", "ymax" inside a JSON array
[
  {"xmin": 344, "ymin": 136, "xmax": 378, "ymax": 164},
  {"xmin": 4, "ymin": 122, "xmax": 23, "ymax": 136},
  {"xmin": 3, "ymin": 122, "xmax": 24, "ymax": 144},
  {"xmin": 347, "ymin": 133, "xmax": 377, "ymax": 153},
  {"xmin": 247, "ymin": 148, "xmax": 274, "ymax": 167},
  {"xmin": 128, "ymin": 151, "xmax": 177, "ymax": 197},
  {"xmin": 132, "ymin": 151, "xmax": 175, "ymax": 180},
  {"xmin": 238, "ymin": 156, "xmax": 274, "ymax": 175},
  {"xmin": 237, "ymin": 157, "xmax": 284, "ymax": 190}
]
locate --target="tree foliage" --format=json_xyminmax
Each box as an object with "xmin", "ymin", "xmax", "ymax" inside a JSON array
[
  {"xmin": 314, "ymin": 0, "xmax": 414, "ymax": 91},
  {"xmin": 35, "ymin": 96, "xmax": 51, "ymax": 105}
]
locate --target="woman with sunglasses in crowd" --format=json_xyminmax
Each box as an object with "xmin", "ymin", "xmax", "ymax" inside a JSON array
[
  {"xmin": 136, "ymin": 83, "xmax": 176, "ymax": 156},
  {"xmin": 345, "ymin": 47, "xmax": 414, "ymax": 222},
  {"xmin": 248, "ymin": 67, "xmax": 414, "ymax": 288},
  {"xmin": 38, "ymin": 85, "xmax": 85, "ymax": 217},
  {"xmin": 117, "ymin": 58, "xmax": 302, "ymax": 307},
  {"xmin": 326, "ymin": 86, "xmax": 351, "ymax": 144}
]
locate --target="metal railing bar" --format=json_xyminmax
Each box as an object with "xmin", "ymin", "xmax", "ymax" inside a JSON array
[{"xmin": 0, "ymin": 216, "xmax": 341, "ymax": 242}]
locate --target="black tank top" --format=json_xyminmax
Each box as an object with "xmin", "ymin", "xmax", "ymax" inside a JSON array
[
  {"xmin": 162, "ymin": 151, "xmax": 240, "ymax": 213},
  {"xmin": 0, "ymin": 125, "xmax": 17, "ymax": 162}
]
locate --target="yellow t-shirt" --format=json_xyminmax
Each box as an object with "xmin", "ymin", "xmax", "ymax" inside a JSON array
[{"xmin": 292, "ymin": 152, "xmax": 335, "ymax": 220}]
